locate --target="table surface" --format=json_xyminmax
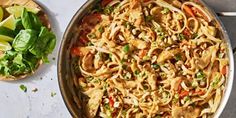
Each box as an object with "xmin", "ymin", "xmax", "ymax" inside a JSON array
[{"xmin": 0, "ymin": 0, "xmax": 235, "ymax": 118}]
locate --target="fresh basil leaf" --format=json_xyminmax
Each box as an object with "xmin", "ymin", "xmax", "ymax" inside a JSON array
[
  {"xmin": 42, "ymin": 56, "xmax": 49, "ymax": 63},
  {"xmin": 0, "ymin": 51, "xmax": 30, "ymax": 76},
  {"xmin": 30, "ymin": 13, "xmax": 42, "ymax": 31},
  {"xmin": 0, "ymin": 59, "xmax": 9, "ymax": 75},
  {"xmin": 45, "ymin": 33, "xmax": 56, "ymax": 54},
  {"xmin": 22, "ymin": 8, "xmax": 33, "ymax": 29},
  {"xmin": 8, "ymin": 62, "xmax": 28, "ymax": 76},
  {"xmin": 123, "ymin": 44, "xmax": 130, "ymax": 53},
  {"xmin": 14, "ymin": 19, "xmax": 24, "ymax": 35},
  {"xmin": 9, "ymin": 53, "xmax": 29, "ymax": 75},
  {"xmin": 23, "ymin": 53, "xmax": 39, "ymax": 71},
  {"xmin": 21, "ymin": 8, "xmax": 42, "ymax": 30},
  {"xmin": 2, "ymin": 50, "xmax": 17, "ymax": 60},
  {"xmin": 13, "ymin": 29, "xmax": 37, "ymax": 52},
  {"xmin": 29, "ymin": 27, "xmax": 56, "ymax": 58},
  {"xmin": 13, "ymin": 53, "xmax": 23, "ymax": 65}
]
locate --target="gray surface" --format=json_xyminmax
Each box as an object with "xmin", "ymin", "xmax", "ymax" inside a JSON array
[{"xmin": 204, "ymin": 0, "xmax": 236, "ymax": 118}]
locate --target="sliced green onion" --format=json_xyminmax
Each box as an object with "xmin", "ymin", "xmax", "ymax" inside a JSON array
[
  {"xmin": 183, "ymin": 96, "xmax": 190, "ymax": 102},
  {"xmin": 196, "ymin": 70, "xmax": 205, "ymax": 79},
  {"xmin": 178, "ymin": 33, "xmax": 185, "ymax": 40},
  {"xmin": 123, "ymin": 44, "xmax": 130, "ymax": 53},
  {"xmin": 174, "ymin": 53, "xmax": 182, "ymax": 61},
  {"xmin": 143, "ymin": 55, "xmax": 150, "ymax": 61},
  {"xmin": 98, "ymin": 26, "xmax": 104, "ymax": 33},
  {"xmin": 145, "ymin": 15, "xmax": 154, "ymax": 22},
  {"xmin": 161, "ymin": 8, "xmax": 170, "ymax": 14},
  {"xmin": 104, "ymin": 6, "xmax": 114, "ymax": 15},
  {"xmin": 151, "ymin": 64, "xmax": 160, "ymax": 69},
  {"xmin": 88, "ymin": 33, "xmax": 96, "ymax": 39},
  {"xmin": 134, "ymin": 70, "xmax": 140, "ymax": 76}
]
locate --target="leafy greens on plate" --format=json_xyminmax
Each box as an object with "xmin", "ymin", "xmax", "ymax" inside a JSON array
[{"xmin": 0, "ymin": 6, "xmax": 56, "ymax": 78}]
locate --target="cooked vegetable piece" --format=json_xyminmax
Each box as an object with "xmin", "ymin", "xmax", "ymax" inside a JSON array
[{"xmin": 183, "ymin": 5, "xmax": 195, "ymax": 17}]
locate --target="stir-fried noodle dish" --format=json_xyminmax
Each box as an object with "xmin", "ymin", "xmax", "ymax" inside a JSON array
[{"xmin": 70, "ymin": 0, "xmax": 229, "ymax": 117}]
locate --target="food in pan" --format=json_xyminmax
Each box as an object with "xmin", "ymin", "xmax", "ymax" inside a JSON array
[
  {"xmin": 70, "ymin": 0, "xmax": 229, "ymax": 117},
  {"xmin": 0, "ymin": 0, "xmax": 56, "ymax": 80}
]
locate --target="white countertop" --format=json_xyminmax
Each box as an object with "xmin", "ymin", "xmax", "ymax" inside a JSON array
[
  {"xmin": 0, "ymin": 0, "xmax": 86, "ymax": 118},
  {"xmin": 0, "ymin": 0, "xmax": 235, "ymax": 118}
]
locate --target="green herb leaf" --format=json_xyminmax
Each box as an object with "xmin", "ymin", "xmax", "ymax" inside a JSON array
[
  {"xmin": 20, "ymin": 84, "xmax": 27, "ymax": 92},
  {"xmin": 184, "ymin": 96, "xmax": 190, "ymax": 102},
  {"xmin": 123, "ymin": 21, "xmax": 135, "ymax": 29},
  {"xmin": 13, "ymin": 29, "xmax": 37, "ymax": 52},
  {"xmin": 151, "ymin": 64, "xmax": 160, "ymax": 69},
  {"xmin": 211, "ymin": 75, "xmax": 221, "ymax": 88},
  {"xmin": 21, "ymin": 8, "xmax": 42, "ymax": 30},
  {"xmin": 145, "ymin": 15, "xmax": 154, "ymax": 22},
  {"xmin": 174, "ymin": 53, "xmax": 182, "ymax": 61},
  {"xmin": 143, "ymin": 56, "xmax": 150, "ymax": 61},
  {"xmin": 123, "ymin": 44, "xmax": 130, "ymax": 53},
  {"xmin": 109, "ymin": 53, "xmax": 112, "ymax": 60},
  {"xmin": 30, "ymin": 13, "xmax": 43, "ymax": 31},
  {"xmin": 192, "ymin": 33, "xmax": 198, "ymax": 39},
  {"xmin": 13, "ymin": 53, "xmax": 23, "ymax": 65},
  {"xmin": 88, "ymin": 33, "xmax": 96, "ymax": 39},
  {"xmin": 104, "ymin": 6, "xmax": 114, "ymax": 15},
  {"xmin": 178, "ymin": 33, "xmax": 185, "ymax": 40},
  {"xmin": 134, "ymin": 70, "xmax": 140, "ymax": 76},
  {"xmin": 104, "ymin": 103, "xmax": 110, "ymax": 110},
  {"xmin": 21, "ymin": 8, "xmax": 32, "ymax": 29},
  {"xmin": 29, "ymin": 27, "xmax": 56, "ymax": 58},
  {"xmin": 98, "ymin": 26, "xmax": 104, "ymax": 33},
  {"xmin": 86, "ymin": 76, "xmax": 94, "ymax": 82},
  {"xmin": 161, "ymin": 8, "xmax": 170, "ymax": 14},
  {"xmin": 14, "ymin": 18, "xmax": 24, "ymax": 35},
  {"xmin": 23, "ymin": 53, "xmax": 39, "ymax": 71},
  {"xmin": 196, "ymin": 70, "xmax": 205, "ymax": 79},
  {"xmin": 93, "ymin": 78, "xmax": 101, "ymax": 83}
]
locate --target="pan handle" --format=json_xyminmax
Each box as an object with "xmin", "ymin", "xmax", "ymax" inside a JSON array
[{"xmin": 217, "ymin": 12, "xmax": 236, "ymax": 17}]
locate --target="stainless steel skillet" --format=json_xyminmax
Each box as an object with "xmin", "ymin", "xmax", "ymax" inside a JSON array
[{"xmin": 58, "ymin": 0, "xmax": 235, "ymax": 117}]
